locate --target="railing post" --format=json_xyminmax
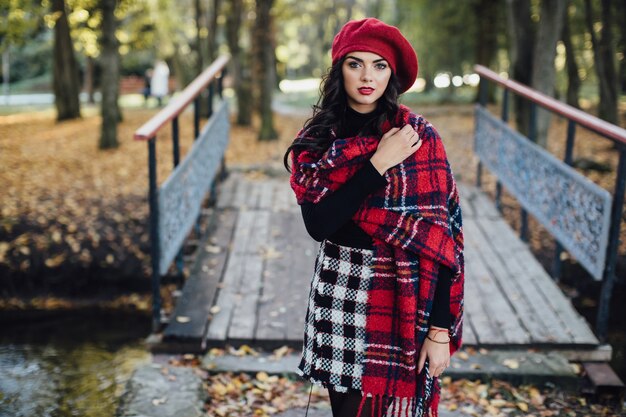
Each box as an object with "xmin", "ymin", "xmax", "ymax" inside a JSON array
[
  {"xmin": 172, "ymin": 117, "xmax": 184, "ymax": 276},
  {"xmin": 596, "ymin": 147, "xmax": 626, "ymax": 341},
  {"xmin": 563, "ymin": 120, "xmax": 576, "ymax": 165},
  {"xmin": 217, "ymin": 69, "xmax": 227, "ymax": 182},
  {"xmin": 217, "ymin": 69, "xmax": 225, "ymax": 98},
  {"xmin": 476, "ymin": 78, "xmax": 488, "ymax": 188},
  {"xmin": 519, "ymin": 102, "xmax": 537, "ymax": 242},
  {"xmin": 207, "ymin": 82, "xmax": 214, "ymax": 119},
  {"xmin": 148, "ymin": 138, "xmax": 161, "ymax": 332},
  {"xmin": 495, "ymin": 89, "xmax": 509, "ymax": 213},
  {"xmin": 552, "ymin": 120, "xmax": 577, "ymax": 281},
  {"xmin": 193, "ymin": 97, "xmax": 200, "ymax": 140},
  {"xmin": 172, "ymin": 116, "xmax": 181, "ymax": 166}
]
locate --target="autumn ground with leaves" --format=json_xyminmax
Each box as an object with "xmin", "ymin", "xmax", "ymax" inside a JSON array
[{"xmin": 156, "ymin": 344, "xmax": 624, "ymax": 417}]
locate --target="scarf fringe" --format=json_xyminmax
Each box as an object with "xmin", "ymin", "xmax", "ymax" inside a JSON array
[
  {"xmin": 355, "ymin": 394, "xmax": 429, "ymax": 417},
  {"xmin": 426, "ymin": 380, "xmax": 441, "ymax": 417},
  {"xmin": 352, "ymin": 385, "xmax": 441, "ymax": 417}
]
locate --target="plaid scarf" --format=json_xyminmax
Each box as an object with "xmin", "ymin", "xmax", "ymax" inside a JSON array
[{"xmin": 290, "ymin": 105, "xmax": 464, "ymax": 417}]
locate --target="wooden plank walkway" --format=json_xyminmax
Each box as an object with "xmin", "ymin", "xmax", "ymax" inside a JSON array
[{"xmin": 161, "ymin": 171, "xmax": 610, "ymax": 361}]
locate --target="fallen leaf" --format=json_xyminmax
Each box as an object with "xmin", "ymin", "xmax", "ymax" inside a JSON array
[
  {"xmin": 529, "ymin": 387, "xmax": 544, "ymax": 406},
  {"xmin": 45, "ymin": 253, "xmax": 66, "ymax": 268},
  {"xmin": 205, "ymin": 244, "xmax": 222, "ymax": 254},
  {"xmin": 502, "ymin": 358, "xmax": 519, "ymax": 369},
  {"xmin": 229, "ymin": 344, "xmax": 259, "ymax": 357},
  {"xmin": 271, "ymin": 345, "xmax": 292, "ymax": 360},
  {"xmin": 490, "ymin": 398, "xmax": 507, "ymax": 407}
]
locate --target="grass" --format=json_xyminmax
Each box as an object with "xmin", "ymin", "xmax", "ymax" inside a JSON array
[{"xmin": 4, "ymin": 74, "xmax": 52, "ymax": 94}]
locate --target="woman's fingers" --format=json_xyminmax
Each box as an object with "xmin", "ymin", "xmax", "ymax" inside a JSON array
[
  {"xmin": 382, "ymin": 127, "xmax": 401, "ymax": 140},
  {"xmin": 373, "ymin": 125, "xmax": 422, "ymax": 172},
  {"xmin": 417, "ymin": 349, "xmax": 427, "ymax": 374},
  {"xmin": 397, "ymin": 125, "xmax": 420, "ymax": 148},
  {"xmin": 428, "ymin": 355, "xmax": 450, "ymax": 377},
  {"xmin": 430, "ymin": 362, "xmax": 445, "ymax": 377}
]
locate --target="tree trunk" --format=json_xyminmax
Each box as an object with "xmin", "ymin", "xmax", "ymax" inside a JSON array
[
  {"xmin": 171, "ymin": 45, "xmax": 196, "ymax": 95},
  {"xmin": 2, "ymin": 48, "xmax": 9, "ymax": 99},
  {"xmin": 618, "ymin": 0, "xmax": 626, "ymax": 95},
  {"xmin": 207, "ymin": 0, "xmax": 220, "ymax": 62},
  {"xmin": 52, "ymin": 0, "xmax": 81, "ymax": 121},
  {"xmin": 584, "ymin": 0, "xmax": 618, "ymax": 124},
  {"xmin": 367, "ymin": 0, "xmax": 383, "ymax": 19},
  {"xmin": 531, "ymin": 0, "xmax": 567, "ymax": 147},
  {"xmin": 505, "ymin": 0, "xmax": 534, "ymax": 136},
  {"xmin": 562, "ymin": 11, "xmax": 581, "ymax": 109},
  {"xmin": 474, "ymin": 0, "xmax": 499, "ymax": 103},
  {"xmin": 195, "ymin": 0, "xmax": 210, "ymax": 118},
  {"xmin": 225, "ymin": 0, "xmax": 252, "ymax": 126},
  {"xmin": 254, "ymin": 0, "xmax": 277, "ymax": 141},
  {"xmin": 345, "ymin": 0, "xmax": 356, "ymax": 21},
  {"xmin": 84, "ymin": 55, "xmax": 96, "ymax": 104},
  {"xmin": 98, "ymin": 0, "xmax": 120, "ymax": 149}
]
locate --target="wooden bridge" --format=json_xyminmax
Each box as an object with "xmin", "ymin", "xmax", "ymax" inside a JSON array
[
  {"xmin": 159, "ymin": 171, "xmax": 610, "ymax": 362},
  {"xmin": 135, "ymin": 57, "xmax": 625, "ymax": 370}
]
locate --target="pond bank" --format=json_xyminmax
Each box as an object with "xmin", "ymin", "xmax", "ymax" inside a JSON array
[{"xmin": 0, "ymin": 309, "xmax": 151, "ymax": 417}]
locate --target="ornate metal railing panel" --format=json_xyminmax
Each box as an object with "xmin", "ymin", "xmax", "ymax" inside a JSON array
[
  {"xmin": 474, "ymin": 106, "xmax": 612, "ymax": 280},
  {"xmin": 157, "ymin": 101, "xmax": 229, "ymax": 275}
]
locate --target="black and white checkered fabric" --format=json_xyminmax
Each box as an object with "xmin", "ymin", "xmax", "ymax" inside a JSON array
[{"xmin": 296, "ymin": 239, "xmax": 373, "ymax": 393}]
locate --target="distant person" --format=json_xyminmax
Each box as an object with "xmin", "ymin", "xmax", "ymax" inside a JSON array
[
  {"xmin": 150, "ymin": 60, "xmax": 170, "ymax": 107},
  {"xmin": 285, "ymin": 18, "xmax": 465, "ymax": 417},
  {"xmin": 143, "ymin": 68, "xmax": 153, "ymax": 106}
]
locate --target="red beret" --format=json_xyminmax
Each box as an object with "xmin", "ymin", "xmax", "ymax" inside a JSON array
[{"xmin": 331, "ymin": 18, "xmax": 418, "ymax": 94}]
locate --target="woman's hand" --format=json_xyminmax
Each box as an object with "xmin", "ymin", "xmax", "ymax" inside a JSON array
[
  {"xmin": 370, "ymin": 124, "xmax": 422, "ymax": 175},
  {"xmin": 417, "ymin": 326, "xmax": 450, "ymax": 378}
]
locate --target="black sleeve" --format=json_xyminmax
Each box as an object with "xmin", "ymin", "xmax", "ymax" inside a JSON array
[
  {"xmin": 300, "ymin": 160, "xmax": 387, "ymax": 241},
  {"xmin": 429, "ymin": 265, "xmax": 453, "ymax": 329}
]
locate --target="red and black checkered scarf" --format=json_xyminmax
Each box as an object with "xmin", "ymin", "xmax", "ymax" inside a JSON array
[{"xmin": 290, "ymin": 104, "xmax": 464, "ymax": 417}]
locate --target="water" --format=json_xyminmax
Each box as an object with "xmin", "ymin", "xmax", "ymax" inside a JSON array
[{"xmin": 0, "ymin": 310, "xmax": 151, "ymax": 417}]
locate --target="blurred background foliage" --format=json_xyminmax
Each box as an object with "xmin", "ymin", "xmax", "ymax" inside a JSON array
[{"xmin": 0, "ymin": 0, "xmax": 623, "ymax": 103}]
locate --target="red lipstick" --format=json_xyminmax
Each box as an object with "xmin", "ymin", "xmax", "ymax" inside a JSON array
[{"xmin": 358, "ymin": 87, "xmax": 374, "ymax": 95}]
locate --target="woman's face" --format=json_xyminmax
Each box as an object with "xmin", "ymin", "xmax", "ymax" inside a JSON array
[{"xmin": 342, "ymin": 51, "xmax": 392, "ymax": 113}]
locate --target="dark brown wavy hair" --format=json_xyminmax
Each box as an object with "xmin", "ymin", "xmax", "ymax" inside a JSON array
[{"xmin": 283, "ymin": 56, "xmax": 402, "ymax": 172}]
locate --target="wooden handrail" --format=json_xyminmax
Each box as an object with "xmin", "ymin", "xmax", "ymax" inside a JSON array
[
  {"xmin": 134, "ymin": 54, "xmax": 230, "ymax": 141},
  {"xmin": 474, "ymin": 65, "xmax": 626, "ymax": 147}
]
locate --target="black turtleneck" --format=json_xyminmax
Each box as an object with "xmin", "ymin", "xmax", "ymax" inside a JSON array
[{"xmin": 299, "ymin": 105, "xmax": 452, "ymax": 330}]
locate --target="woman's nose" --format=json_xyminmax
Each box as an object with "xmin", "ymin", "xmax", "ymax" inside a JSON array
[{"xmin": 361, "ymin": 67, "xmax": 373, "ymax": 81}]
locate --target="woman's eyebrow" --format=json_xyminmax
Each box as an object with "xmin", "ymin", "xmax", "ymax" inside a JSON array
[{"xmin": 345, "ymin": 55, "xmax": 388, "ymax": 63}]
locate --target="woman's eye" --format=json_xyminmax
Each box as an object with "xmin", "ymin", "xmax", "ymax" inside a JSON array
[
  {"xmin": 348, "ymin": 61, "xmax": 360, "ymax": 68},
  {"xmin": 375, "ymin": 63, "xmax": 388, "ymax": 70}
]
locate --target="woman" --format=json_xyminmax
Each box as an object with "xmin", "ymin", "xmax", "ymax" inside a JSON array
[{"xmin": 285, "ymin": 18, "xmax": 465, "ymax": 417}]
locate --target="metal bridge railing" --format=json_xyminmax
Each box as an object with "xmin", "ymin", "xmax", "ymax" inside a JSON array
[
  {"xmin": 474, "ymin": 64, "xmax": 626, "ymax": 342},
  {"xmin": 135, "ymin": 55, "xmax": 230, "ymax": 331}
]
